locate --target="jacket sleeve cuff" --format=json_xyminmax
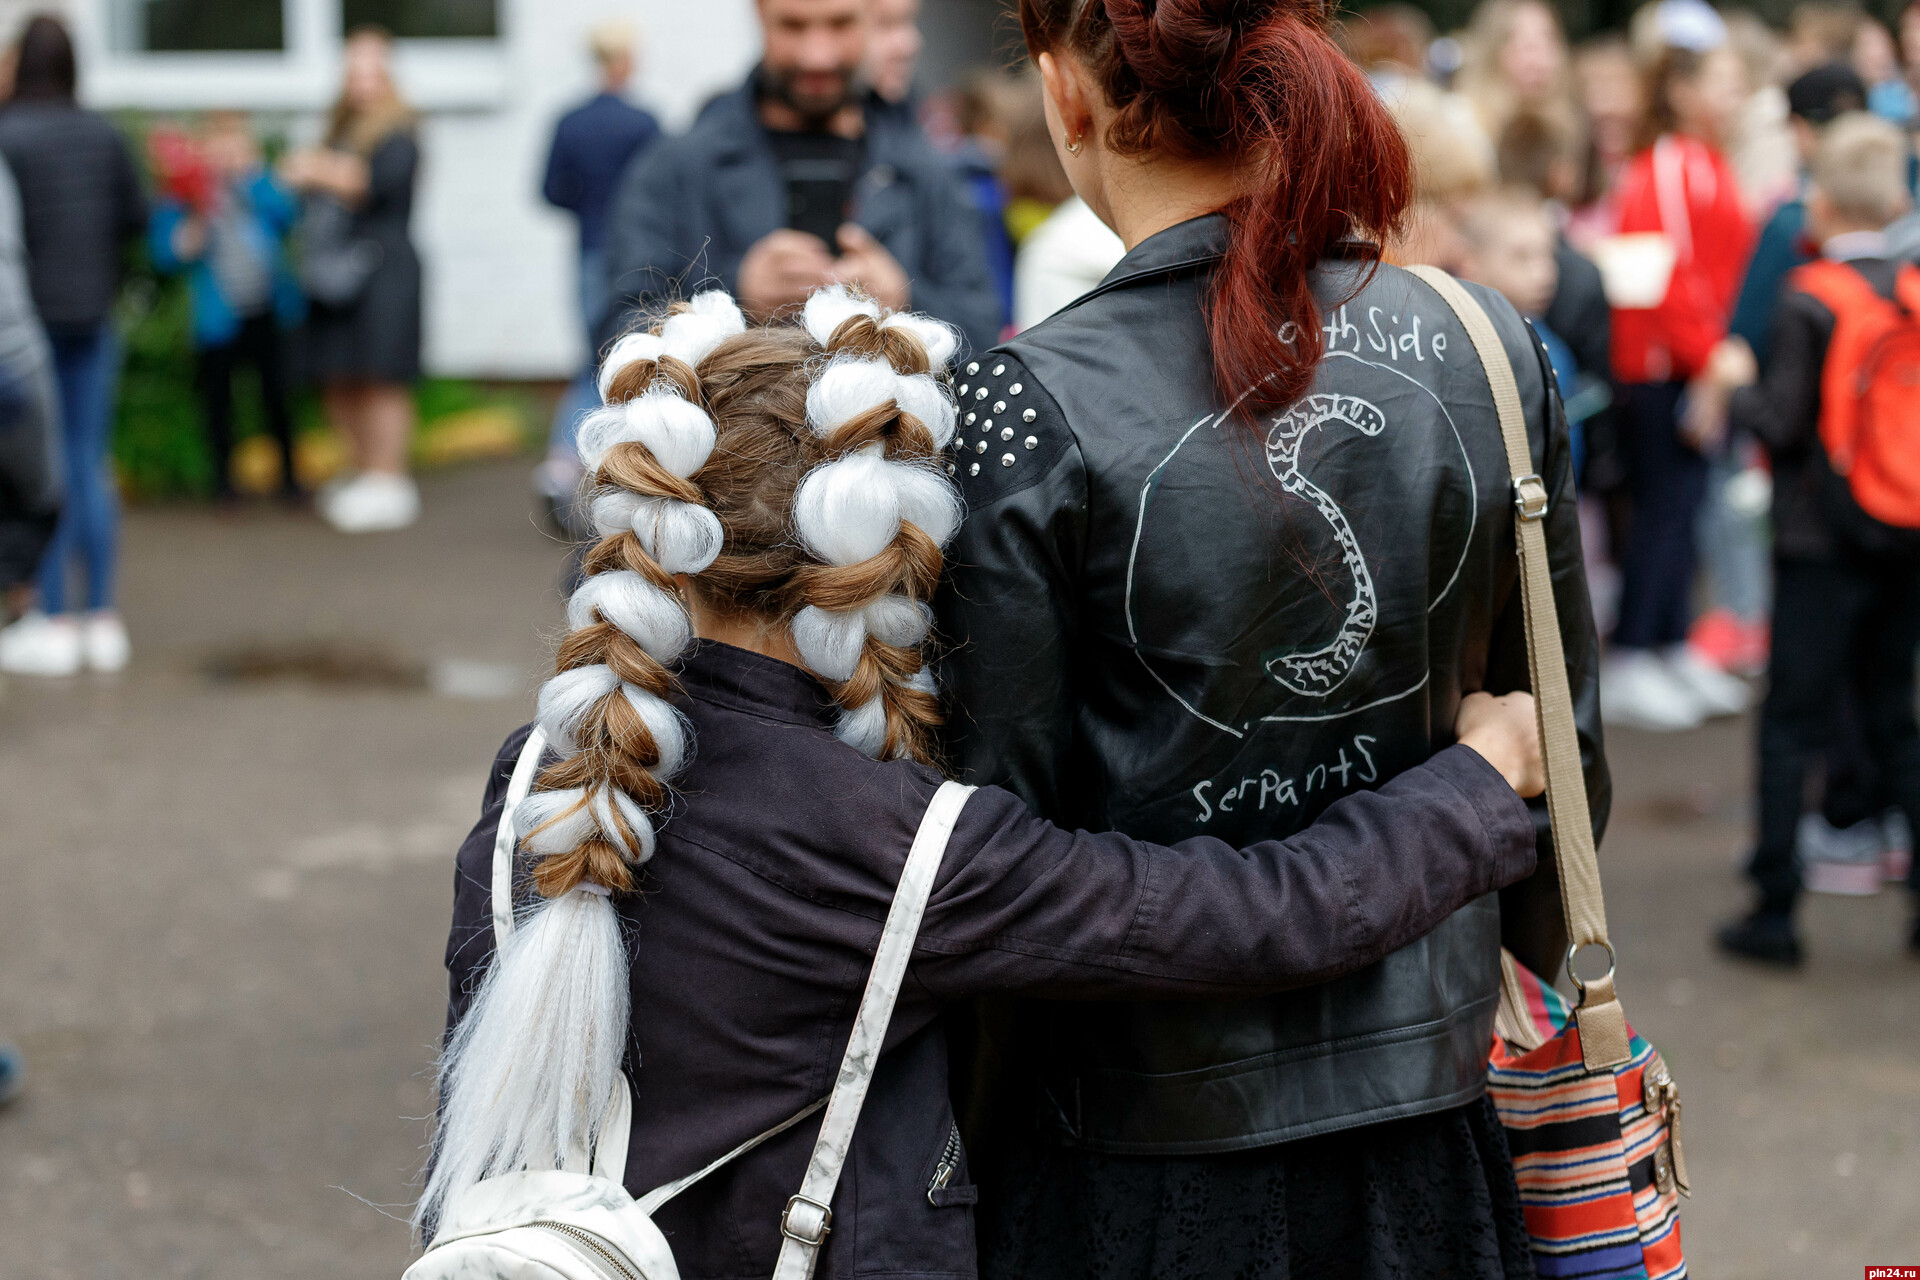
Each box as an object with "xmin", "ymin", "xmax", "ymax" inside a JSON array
[{"xmin": 1425, "ymin": 743, "xmax": 1537, "ymax": 892}]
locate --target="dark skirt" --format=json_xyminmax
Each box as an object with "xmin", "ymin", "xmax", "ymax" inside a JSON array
[
  {"xmin": 978, "ymin": 1095, "xmax": 1535, "ymax": 1280},
  {"xmin": 302, "ymin": 240, "xmax": 422, "ymax": 385}
]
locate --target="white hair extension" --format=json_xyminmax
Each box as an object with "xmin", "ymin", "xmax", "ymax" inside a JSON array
[
  {"xmin": 788, "ymin": 296, "xmax": 965, "ymax": 758},
  {"xmin": 881, "ymin": 312, "xmax": 960, "ymax": 368},
  {"xmin": 424, "ymin": 293, "xmax": 747, "ymax": 1236},
  {"xmin": 792, "ymin": 453, "xmax": 963, "ymax": 566},
  {"xmin": 800, "ymin": 285, "xmax": 962, "ymax": 371},
  {"xmin": 418, "ymin": 885, "xmax": 629, "ymax": 1240},
  {"xmin": 805, "ymin": 356, "xmax": 957, "ymax": 450},
  {"xmin": 802, "ymin": 284, "xmax": 882, "ymax": 347},
  {"xmin": 565, "ymin": 570, "xmax": 696, "ymax": 661},
  {"xmin": 594, "ymin": 289, "xmax": 747, "ymax": 402},
  {"xmin": 576, "ymin": 390, "xmax": 718, "ymax": 476}
]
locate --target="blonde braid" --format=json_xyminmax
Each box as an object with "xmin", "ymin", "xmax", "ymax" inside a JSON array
[{"xmin": 788, "ymin": 287, "xmax": 962, "ymax": 760}]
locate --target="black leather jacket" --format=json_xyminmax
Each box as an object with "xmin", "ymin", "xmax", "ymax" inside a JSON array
[{"xmin": 938, "ymin": 214, "xmax": 1608, "ymax": 1153}]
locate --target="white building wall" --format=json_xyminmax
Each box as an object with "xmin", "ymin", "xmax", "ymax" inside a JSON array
[{"xmin": 16, "ymin": 0, "xmax": 763, "ymax": 378}]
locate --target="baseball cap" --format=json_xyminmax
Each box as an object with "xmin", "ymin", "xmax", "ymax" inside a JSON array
[{"xmin": 1789, "ymin": 62, "xmax": 1870, "ymax": 124}]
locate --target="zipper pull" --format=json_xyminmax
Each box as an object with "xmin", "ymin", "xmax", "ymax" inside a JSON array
[{"xmin": 927, "ymin": 1122, "xmax": 962, "ymax": 1205}]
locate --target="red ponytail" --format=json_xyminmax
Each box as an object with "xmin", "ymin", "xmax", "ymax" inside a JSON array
[{"xmin": 1020, "ymin": 0, "xmax": 1412, "ymax": 420}]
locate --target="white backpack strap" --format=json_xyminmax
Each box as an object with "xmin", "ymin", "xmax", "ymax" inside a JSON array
[
  {"xmin": 772, "ymin": 780, "xmax": 975, "ymax": 1280},
  {"xmin": 491, "ymin": 726, "xmax": 549, "ymax": 951},
  {"xmin": 633, "ymin": 1097, "xmax": 829, "ymax": 1216}
]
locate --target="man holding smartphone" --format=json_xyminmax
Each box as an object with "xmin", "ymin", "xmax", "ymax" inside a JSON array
[{"xmin": 602, "ymin": 0, "xmax": 1000, "ymax": 356}]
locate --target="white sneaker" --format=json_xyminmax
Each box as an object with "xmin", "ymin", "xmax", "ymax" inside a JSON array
[
  {"xmin": 1663, "ymin": 645, "xmax": 1751, "ymax": 718},
  {"xmin": 82, "ymin": 610, "xmax": 130, "ymax": 672},
  {"xmin": 321, "ymin": 472, "xmax": 419, "ymax": 533},
  {"xmin": 1600, "ymin": 650, "xmax": 1705, "ymax": 732},
  {"xmin": 1798, "ymin": 813, "xmax": 1886, "ymax": 895},
  {"xmin": 0, "ymin": 611, "xmax": 82, "ymax": 676}
]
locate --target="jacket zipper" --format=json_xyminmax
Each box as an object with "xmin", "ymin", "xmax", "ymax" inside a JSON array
[
  {"xmin": 926, "ymin": 1121, "xmax": 963, "ymax": 1204},
  {"xmin": 528, "ymin": 1220, "xmax": 643, "ymax": 1280}
]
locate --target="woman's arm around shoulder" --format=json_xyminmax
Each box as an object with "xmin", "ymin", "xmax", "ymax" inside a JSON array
[{"xmin": 910, "ymin": 697, "xmax": 1540, "ymax": 1001}]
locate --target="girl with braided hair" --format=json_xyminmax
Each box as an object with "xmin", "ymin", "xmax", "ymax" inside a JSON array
[
  {"xmin": 428, "ymin": 284, "xmax": 1549, "ymax": 1275},
  {"xmin": 935, "ymin": 0, "xmax": 1610, "ymax": 1275}
]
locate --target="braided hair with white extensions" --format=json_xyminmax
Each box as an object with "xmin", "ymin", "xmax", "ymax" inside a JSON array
[{"xmin": 418, "ymin": 286, "xmax": 966, "ymax": 1238}]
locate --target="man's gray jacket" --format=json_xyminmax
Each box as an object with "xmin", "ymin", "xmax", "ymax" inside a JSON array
[{"xmin": 601, "ymin": 81, "xmax": 1001, "ymax": 358}]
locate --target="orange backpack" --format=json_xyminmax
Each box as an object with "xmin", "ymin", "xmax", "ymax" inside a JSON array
[{"xmin": 1791, "ymin": 258, "xmax": 1920, "ymax": 530}]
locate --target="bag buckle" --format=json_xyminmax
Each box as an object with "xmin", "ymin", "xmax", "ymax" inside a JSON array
[
  {"xmin": 1512, "ymin": 474, "xmax": 1550, "ymax": 522},
  {"xmin": 781, "ymin": 1194, "xmax": 833, "ymax": 1246}
]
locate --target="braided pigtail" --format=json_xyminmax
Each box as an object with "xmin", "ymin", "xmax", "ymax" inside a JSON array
[
  {"xmin": 789, "ymin": 287, "xmax": 961, "ymax": 762},
  {"xmin": 418, "ymin": 291, "xmax": 745, "ymax": 1239}
]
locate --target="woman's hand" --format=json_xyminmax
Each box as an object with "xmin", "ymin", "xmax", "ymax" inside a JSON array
[
  {"xmin": 1456, "ymin": 691, "xmax": 1544, "ymax": 797},
  {"xmin": 278, "ymin": 148, "xmax": 369, "ymax": 203}
]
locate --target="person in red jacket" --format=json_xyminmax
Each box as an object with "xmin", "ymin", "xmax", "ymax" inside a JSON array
[{"xmin": 1602, "ymin": 41, "xmax": 1757, "ymax": 732}]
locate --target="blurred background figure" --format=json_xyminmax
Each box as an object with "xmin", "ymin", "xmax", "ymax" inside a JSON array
[
  {"xmin": 865, "ymin": 0, "xmax": 924, "ymax": 108},
  {"xmin": 1598, "ymin": 30, "xmax": 1755, "ymax": 732},
  {"xmin": 0, "ymin": 134, "xmax": 59, "ymax": 646},
  {"xmin": 535, "ymin": 20, "xmax": 661, "ymax": 535},
  {"xmin": 1853, "ymin": 14, "xmax": 1914, "ymax": 122},
  {"xmin": 1568, "ymin": 34, "xmax": 1648, "ymax": 244},
  {"xmin": 946, "ymin": 69, "xmax": 1023, "ymax": 334},
  {"xmin": 281, "ymin": 26, "xmax": 423, "ymax": 535},
  {"xmin": 1005, "ymin": 92, "xmax": 1122, "ymax": 330},
  {"xmin": 1459, "ymin": 0, "xmax": 1582, "ymax": 169},
  {"xmin": 1382, "ymin": 75, "xmax": 1494, "ymax": 271},
  {"xmin": 1460, "ymin": 186, "xmax": 1598, "ymax": 474},
  {"xmin": 1342, "ymin": 3, "xmax": 1438, "ymax": 97},
  {"xmin": 1706, "ymin": 111, "xmax": 1920, "ymax": 963},
  {"xmin": 149, "ymin": 112, "xmax": 304, "ymax": 509},
  {"xmin": 603, "ymin": 0, "xmax": 999, "ymax": 354},
  {"xmin": 1725, "ymin": 11, "xmax": 1796, "ymax": 214},
  {"xmin": 0, "ymin": 14, "xmax": 144, "ymax": 678},
  {"xmin": 1708, "ymin": 63, "xmax": 1868, "ymax": 675}
]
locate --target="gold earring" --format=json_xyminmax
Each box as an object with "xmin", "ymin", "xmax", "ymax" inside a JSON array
[{"xmin": 1065, "ymin": 133, "xmax": 1084, "ymax": 155}]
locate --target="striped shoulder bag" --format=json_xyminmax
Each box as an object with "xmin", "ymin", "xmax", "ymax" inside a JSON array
[{"xmin": 1412, "ymin": 267, "xmax": 1691, "ymax": 1280}]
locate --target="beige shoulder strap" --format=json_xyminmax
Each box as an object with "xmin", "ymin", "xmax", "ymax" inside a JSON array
[{"xmin": 1407, "ymin": 265, "xmax": 1631, "ymax": 1070}]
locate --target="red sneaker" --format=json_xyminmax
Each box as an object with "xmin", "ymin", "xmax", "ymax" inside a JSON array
[{"xmin": 1687, "ymin": 609, "xmax": 1746, "ymax": 673}]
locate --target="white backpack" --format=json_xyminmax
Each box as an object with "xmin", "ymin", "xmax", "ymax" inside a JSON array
[{"xmin": 406, "ymin": 727, "xmax": 976, "ymax": 1280}]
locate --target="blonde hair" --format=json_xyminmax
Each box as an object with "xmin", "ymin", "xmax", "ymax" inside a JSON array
[
  {"xmin": 1812, "ymin": 111, "xmax": 1912, "ymax": 227},
  {"xmin": 417, "ymin": 287, "xmax": 962, "ymax": 1237},
  {"xmin": 326, "ymin": 25, "xmax": 416, "ymax": 154},
  {"xmin": 588, "ymin": 19, "xmax": 635, "ymax": 64}
]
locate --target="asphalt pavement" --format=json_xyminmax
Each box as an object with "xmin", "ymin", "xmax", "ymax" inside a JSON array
[{"xmin": 0, "ymin": 459, "xmax": 1914, "ymax": 1278}]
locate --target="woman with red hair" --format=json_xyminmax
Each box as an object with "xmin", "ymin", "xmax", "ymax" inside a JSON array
[{"xmin": 938, "ymin": 0, "xmax": 1608, "ymax": 1273}]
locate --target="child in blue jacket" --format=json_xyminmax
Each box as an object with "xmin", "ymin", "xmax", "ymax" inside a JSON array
[{"xmin": 150, "ymin": 112, "xmax": 304, "ymax": 502}]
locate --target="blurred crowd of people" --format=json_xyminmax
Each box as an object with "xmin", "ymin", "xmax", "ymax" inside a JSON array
[
  {"xmin": 0, "ymin": 16, "xmax": 428, "ymax": 679},
  {"xmin": 1348, "ymin": 0, "xmax": 1920, "ymax": 959}
]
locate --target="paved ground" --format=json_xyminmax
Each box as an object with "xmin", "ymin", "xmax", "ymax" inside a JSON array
[{"xmin": 0, "ymin": 458, "xmax": 1915, "ymax": 1278}]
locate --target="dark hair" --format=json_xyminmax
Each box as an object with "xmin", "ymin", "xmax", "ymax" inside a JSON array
[
  {"xmin": 1019, "ymin": 0, "xmax": 1412, "ymax": 419},
  {"xmin": 1637, "ymin": 45, "xmax": 1706, "ymax": 150},
  {"xmin": 12, "ymin": 14, "xmax": 76, "ymax": 102}
]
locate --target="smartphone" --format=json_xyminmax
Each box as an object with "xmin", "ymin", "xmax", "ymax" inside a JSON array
[{"xmin": 784, "ymin": 169, "xmax": 854, "ymax": 247}]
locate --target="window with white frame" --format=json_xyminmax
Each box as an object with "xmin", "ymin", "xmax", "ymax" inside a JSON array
[
  {"xmin": 81, "ymin": 0, "xmax": 506, "ymax": 111},
  {"xmin": 107, "ymin": 0, "xmax": 287, "ymax": 51},
  {"xmin": 342, "ymin": 0, "xmax": 497, "ymax": 39}
]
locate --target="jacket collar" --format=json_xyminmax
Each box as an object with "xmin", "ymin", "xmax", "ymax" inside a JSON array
[
  {"xmin": 1077, "ymin": 213, "xmax": 1230, "ymax": 304},
  {"xmin": 678, "ymin": 640, "xmax": 840, "ymax": 730}
]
